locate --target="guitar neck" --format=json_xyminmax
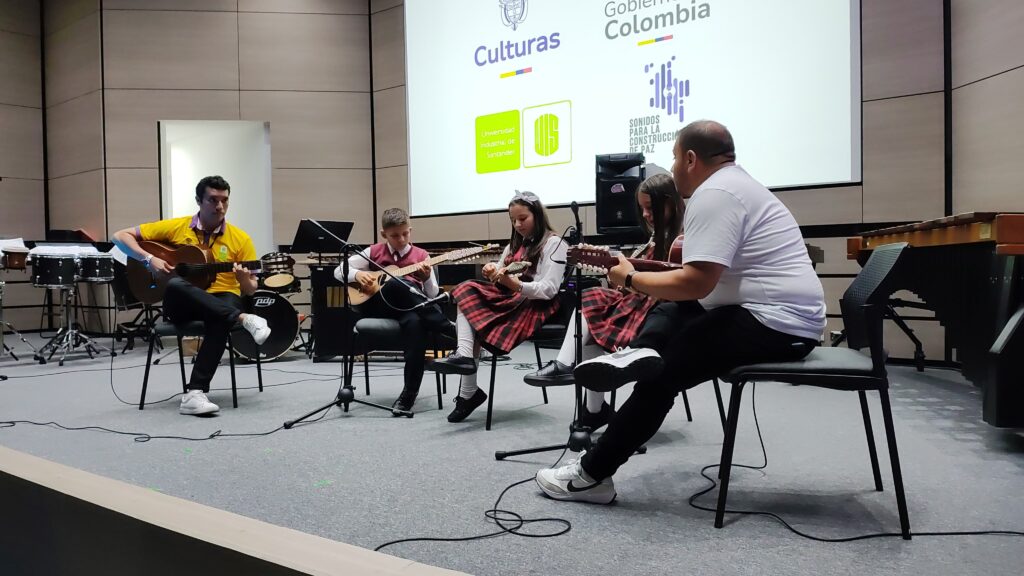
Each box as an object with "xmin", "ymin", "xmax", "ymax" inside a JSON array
[
  {"xmin": 626, "ymin": 258, "xmax": 682, "ymax": 272},
  {"xmin": 390, "ymin": 246, "xmax": 489, "ymax": 277},
  {"xmin": 179, "ymin": 260, "xmax": 263, "ymax": 275}
]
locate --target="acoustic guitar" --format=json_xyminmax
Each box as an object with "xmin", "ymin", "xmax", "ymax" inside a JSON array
[
  {"xmin": 126, "ymin": 240, "xmax": 294, "ymax": 305},
  {"xmin": 346, "ymin": 244, "xmax": 500, "ymax": 306}
]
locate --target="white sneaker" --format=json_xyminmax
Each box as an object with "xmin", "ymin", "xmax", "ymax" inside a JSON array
[
  {"xmin": 573, "ymin": 347, "xmax": 664, "ymax": 392},
  {"xmin": 536, "ymin": 452, "xmax": 616, "ymax": 504},
  {"xmin": 179, "ymin": 390, "xmax": 220, "ymax": 415},
  {"xmin": 241, "ymin": 314, "xmax": 271, "ymax": 345}
]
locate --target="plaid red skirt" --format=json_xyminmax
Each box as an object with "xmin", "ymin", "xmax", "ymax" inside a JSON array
[
  {"xmin": 452, "ymin": 280, "xmax": 561, "ymax": 354},
  {"xmin": 582, "ymin": 287, "xmax": 658, "ymax": 351}
]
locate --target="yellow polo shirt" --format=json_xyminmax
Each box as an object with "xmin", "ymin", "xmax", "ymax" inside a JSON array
[{"xmin": 137, "ymin": 215, "xmax": 256, "ymax": 296}]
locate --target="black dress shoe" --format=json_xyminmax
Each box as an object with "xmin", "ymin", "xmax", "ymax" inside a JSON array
[
  {"xmin": 391, "ymin": 389, "xmax": 417, "ymax": 417},
  {"xmin": 447, "ymin": 389, "xmax": 487, "ymax": 422},
  {"xmin": 524, "ymin": 360, "xmax": 575, "ymax": 386},
  {"xmin": 429, "ymin": 352, "xmax": 477, "ymax": 375},
  {"xmin": 576, "ymin": 401, "xmax": 614, "ymax": 430}
]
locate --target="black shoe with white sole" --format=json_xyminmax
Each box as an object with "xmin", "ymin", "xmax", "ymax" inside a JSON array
[{"xmin": 572, "ymin": 347, "xmax": 664, "ymax": 392}]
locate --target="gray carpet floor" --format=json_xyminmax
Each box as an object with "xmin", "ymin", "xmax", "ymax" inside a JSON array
[{"xmin": 1, "ymin": 335, "xmax": 1023, "ymax": 576}]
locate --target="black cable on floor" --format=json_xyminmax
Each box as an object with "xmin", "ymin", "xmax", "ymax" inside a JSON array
[{"xmin": 689, "ymin": 383, "xmax": 1024, "ymax": 541}]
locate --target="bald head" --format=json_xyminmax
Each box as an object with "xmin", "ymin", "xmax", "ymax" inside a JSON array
[{"xmin": 676, "ymin": 120, "xmax": 736, "ymax": 164}]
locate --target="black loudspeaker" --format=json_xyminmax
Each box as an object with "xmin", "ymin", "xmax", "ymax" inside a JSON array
[{"xmin": 595, "ymin": 153, "xmax": 645, "ymax": 235}]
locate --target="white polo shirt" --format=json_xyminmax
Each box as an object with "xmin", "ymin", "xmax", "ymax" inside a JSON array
[{"xmin": 681, "ymin": 165, "xmax": 826, "ymax": 340}]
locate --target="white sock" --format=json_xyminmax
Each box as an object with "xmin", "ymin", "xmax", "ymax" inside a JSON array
[
  {"xmin": 585, "ymin": 389, "xmax": 607, "ymax": 413},
  {"xmin": 556, "ymin": 310, "xmax": 594, "ymax": 366},
  {"xmin": 456, "ymin": 311, "xmax": 475, "ymax": 358},
  {"xmin": 458, "ymin": 373, "xmax": 478, "ymax": 399}
]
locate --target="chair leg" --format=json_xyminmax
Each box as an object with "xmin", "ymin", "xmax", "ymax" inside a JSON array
[
  {"xmin": 485, "ymin": 356, "xmax": 498, "ymax": 431},
  {"xmin": 177, "ymin": 335, "xmax": 187, "ymax": 393},
  {"xmin": 681, "ymin": 389, "xmax": 693, "ymax": 422},
  {"xmin": 715, "ymin": 381, "xmax": 746, "ymax": 529},
  {"xmin": 228, "ymin": 336, "xmax": 238, "ymax": 409},
  {"xmin": 858, "ymin": 390, "xmax": 883, "ymax": 491},
  {"xmin": 713, "ymin": 378, "xmax": 727, "ymax": 431},
  {"xmin": 534, "ymin": 343, "xmax": 543, "ymax": 369},
  {"xmin": 255, "ymin": 342, "xmax": 263, "ymax": 393},
  {"xmin": 140, "ymin": 331, "xmax": 156, "ymax": 410},
  {"xmin": 610, "ymin": 389, "xmax": 616, "ymax": 410},
  {"xmin": 878, "ymin": 388, "xmax": 912, "ymax": 540},
  {"xmin": 364, "ymin": 355, "xmax": 370, "ymax": 396},
  {"xmin": 542, "ymin": 386, "xmax": 549, "ymax": 404},
  {"xmin": 436, "ymin": 371, "xmax": 443, "ymax": 409}
]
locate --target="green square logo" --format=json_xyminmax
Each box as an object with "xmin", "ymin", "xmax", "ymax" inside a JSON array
[{"xmin": 475, "ymin": 110, "xmax": 521, "ymax": 174}]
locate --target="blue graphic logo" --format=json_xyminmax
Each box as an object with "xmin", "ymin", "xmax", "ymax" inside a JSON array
[
  {"xmin": 645, "ymin": 56, "xmax": 690, "ymax": 122},
  {"xmin": 499, "ymin": 0, "xmax": 528, "ymax": 31}
]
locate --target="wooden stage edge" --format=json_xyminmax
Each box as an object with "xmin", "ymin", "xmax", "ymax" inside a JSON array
[{"xmin": 0, "ymin": 445, "xmax": 464, "ymax": 576}]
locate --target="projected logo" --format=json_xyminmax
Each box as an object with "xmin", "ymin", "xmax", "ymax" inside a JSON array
[
  {"xmin": 645, "ymin": 56, "xmax": 690, "ymax": 123},
  {"xmin": 499, "ymin": 0, "xmax": 528, "ymax": 31},
  {"xmin": 523, "ymin": 101, "xmax": 571, "ymax": 168}
]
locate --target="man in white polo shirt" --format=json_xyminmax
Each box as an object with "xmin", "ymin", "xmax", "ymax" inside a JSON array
[{"xmin": 536, "ymin": 120, "xmax": 826, "ymax": 504}]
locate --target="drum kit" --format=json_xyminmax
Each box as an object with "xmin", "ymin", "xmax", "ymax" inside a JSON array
[
  {"xmin": 233, "ymin": 252, "xmax": 304, "ymax": 361},
  {"xmin": 4, "ymin": 248, "xmax": 117, "ymax": 365},
  {"xmin": 1, "ymin": 245, "xmax": 307, "ymax": 366}
]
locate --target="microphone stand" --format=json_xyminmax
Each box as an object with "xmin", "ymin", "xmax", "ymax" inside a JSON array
[
  {"xmin": 494, "ymin": 204, "xmax": 646, "ymax": 460},
  {"xmin": 284, "ymin": 219, "xmax": 424, "ymax": 427}
]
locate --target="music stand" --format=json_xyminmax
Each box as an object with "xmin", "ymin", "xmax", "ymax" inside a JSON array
[{"xmin": 284, "ymin": 219, "xmax": 409, "ymax": 427}]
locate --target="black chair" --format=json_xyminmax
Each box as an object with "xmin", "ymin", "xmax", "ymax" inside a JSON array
[
  {"xmin": 139, "ymin": 320, "xmax": 262, "ymax": 410},
  {"xmin": 714, "ymin": 242, "xmax": 911, "ymax": 539},
  {"xmin": 352, "ymin": 317, "xmax": 447, "ymax": 409}
]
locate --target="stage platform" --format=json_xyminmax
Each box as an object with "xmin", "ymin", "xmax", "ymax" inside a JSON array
[{"xmin": 1, "ymin": 335, "xmax": 1023, "ymax": 575}]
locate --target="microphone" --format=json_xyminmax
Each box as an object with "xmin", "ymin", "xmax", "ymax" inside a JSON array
[
  {"xmin": 411, "ymin": 291, "xmax": 451, "ymax": 310},
  {"xmin": 570, "ymin": 200, "xmax": 583, "ymax": 244}
]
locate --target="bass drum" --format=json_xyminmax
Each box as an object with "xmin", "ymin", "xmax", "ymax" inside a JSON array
[{"xmin": 232, "ymin": 290, "xmax": 300, "ymax": 361}]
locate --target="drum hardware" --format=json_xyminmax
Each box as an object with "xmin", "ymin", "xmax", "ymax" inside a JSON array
[
  {"xmin": 76, "ymin": 253, "xmax": 115, "ymax": 283},
  {"xmin": 231, "ymin": 290, "xmax": 301, "ymax": 362},
  {"xmin": 1, "ymin": 280, "xmax": 40, "ymax": 363},
  {"xmin": 34, "ymin": 284, "xmax": 115, "ymax": 366}
]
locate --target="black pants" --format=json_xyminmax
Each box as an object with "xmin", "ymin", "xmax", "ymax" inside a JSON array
[
  {"xmin": 162, "ymin": 277, "xmax": 243, "ymax": 393},
  {"xmin": 582, "ymin": 302, "xmax": 818, "ymax": 480},
  {"xmin": 357, "ymin": 279, "xmax": 452, "ymax": 394}
]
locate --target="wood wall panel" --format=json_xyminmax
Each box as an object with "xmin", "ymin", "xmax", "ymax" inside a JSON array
[
  {"xmin": 104, "ymin": 89, "xmax": 240, "ymax": 169},
  {"xmin": 370, "ymin": 0, "xmax": 401, "ymax": 14},
  {"xmin": 370, "ymin": 4, "xmax": 403, "ymax": 91},
  {"xmin": 804, "ymin": 237, "xmax": 861, "ymax": 276},
  {"xmin": 238, "ymin": 0, "xmax": 367, "ymax": 15},
  {"xmin": 103, "ymin": 0, "xmax": 236, "ymax": 12},
  {"xmin": 105, "ymin": 168, "xmax": 159, "ymax": 236},
  {"xmin": 238, "ymin": 13, "xmax": 369, "ymax": 92},
  {"xmin": 0, "ymin": 177, "xmax": 45, "ymax": 240},
  {"xmin": 862, "ymin": 93, "xmax": 945, "ymax": 223},
  {"xmin": 102, "ymin": 10, "xmax": 238, "ymax": 90},
  {"xmin": 951, "ymin": 0, "xmax": 1024, "ymax": 88},
  {"xmin": 862, "ymin": 0, "xmax": 943, "ymax": 101},
  {"xmin": 952, "ymin": 65, "xmax": 1024, "ymax": 213},
  {"xmin": 43, "ymin": 11, "xmax": 99, "ymax": 107},
  {"xmin": 374, "ymin": 165, "xmax": 408, "ymax": 225},
  {"xmin": 0, "ymin": 30, "xmax": 41, "ymax": 107},
  {"xmin": 372, "ymin": 85, "xmax": 406, "ymax": 168},
  {"xmin": 270, "ymin": 169, "xmax": 374, "ymax": 246},
  {"xmin": 411, "ymin": 213, "xmax": 488, "ymax": 244},
  {"xmin": 1, "ymin": 0, "xmax": 40, "ymax": 35},
  {"xmin": 775, "ymin": 186, "xmax": 862, "ymax": 226},
  {"xmin": 42, "ymin": 0, "xmax": 97, "ymax": 36},
  {"xmin": 240, "ymin": 91, "xmax": 371, "ymax": 169},
  {"xmin": 0, "ymin": 105, "xmax": 44, "ymax": 179},
  {"xmin": 47, "ymin": 168, "xmax": 104, "ymax": 239}
]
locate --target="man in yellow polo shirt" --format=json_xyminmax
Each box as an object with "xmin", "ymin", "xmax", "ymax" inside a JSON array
[{"xmin": 112, "ymin": 176, "xmax": 270, "ymax": 416}]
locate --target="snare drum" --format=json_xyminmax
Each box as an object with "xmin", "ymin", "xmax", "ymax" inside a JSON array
[
  {"xmin": 232, "ymin": 290, "xmax": 300, "ymax": 361},
  {"xmin": 31, "ymin": 254, "xmax": 78, "ymax": 288},
  {"xmin": 1, "ymin": 247, "xmax": 29, "ymax": 271},
  {"xmin": 77, "ymin": 253, "xmax": 115, "ymax": 282}
]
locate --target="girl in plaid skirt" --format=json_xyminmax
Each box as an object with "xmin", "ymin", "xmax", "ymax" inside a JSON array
[
  {"xmin": 524, "ymin": 172, "xmax": 683, "ymax": 429},
  {"xmin": 430, "ymin": 191, "xmax": 568, "ymax": 422}
]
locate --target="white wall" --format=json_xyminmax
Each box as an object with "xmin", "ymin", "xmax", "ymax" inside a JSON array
[{"xmin": 160, "ymin": 120, "xmax": 275, "ymax": 256}]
